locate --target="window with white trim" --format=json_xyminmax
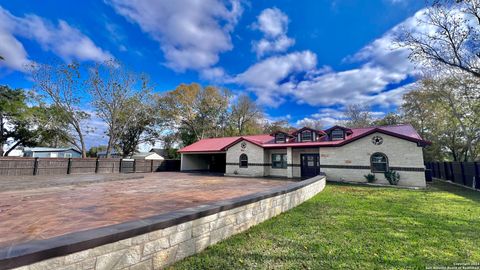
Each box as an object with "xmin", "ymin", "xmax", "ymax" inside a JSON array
[
  {"xmin": 239, "ymin": 154, "xmax": 248, "ymax": 168},
  {"xmin": 272, "ymin": 154, "xmax": 287, "ymax": 169},
  {"xmin": 331, "ymin": 129, "xmax": 344, "ymax": 140},
  {"xmin": 301, "ymin": 131, "xmax": 312, "ymax": 142}
]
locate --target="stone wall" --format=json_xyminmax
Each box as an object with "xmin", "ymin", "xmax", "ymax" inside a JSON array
[
  {"xmin": 225, "ymin": 140, "xmax": 265, "ymax": 177},
  {"xmin": 320, "ymin": 132, "xmax": 426, "ymax": 187},
  {"xmin": 7, "ymin": 176, "xmax": 326, "ymax": 270}
]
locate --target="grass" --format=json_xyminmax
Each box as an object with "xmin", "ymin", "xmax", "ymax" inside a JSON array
[{"xmin": 170, "ymin": 180, "xmax": 480, "ymax": 269}]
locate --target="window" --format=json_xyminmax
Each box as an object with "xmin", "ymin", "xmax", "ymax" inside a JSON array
[
  {"xmin": 64, "ymin": 153, "xmax": 72, "ymax": 158},
  {"xmin": 275, "ymin": 133, "xmax": 286, "ymax": 143},
  {"xmin": 301, "ymin": 131, "xmax": 312, "ymax": 142},
  {"xmin": 331, "ymin": 129, "xmax": 344, "ymax": 141},
  {"xmin": 371, "ymin": 153, "xmax": 388, "ymax": 172},
  {"xmin": 239, "ymin": 154, "xmax": 248, "ymax": 168},
  {"xmin": 272, "ymin": 154, "xmax": 287, "ymax": 169}
]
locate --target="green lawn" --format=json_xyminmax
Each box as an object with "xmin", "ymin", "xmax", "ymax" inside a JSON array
[{"xmin": 170, "ymin": 180, "xmax": 480, "ymax": 269}]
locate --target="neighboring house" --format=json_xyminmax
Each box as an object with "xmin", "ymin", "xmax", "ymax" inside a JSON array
[
  {"xmin": 149, "ymin": 148, "xmax": 167, "ymax": 157},
  {"xmin": 97, "ymin": 151, "xmax": 122, "ymax": 158},
  {"xmin": 131, "ymin": 152, "xmax": 164, "ymax": 160},
  {"xmin": 23, "ymin": 147, "xmax": 81, "ymax": 158},
  {"xmin": 178, "ymin": 124, "xmax": 431, "ymax": 187}
]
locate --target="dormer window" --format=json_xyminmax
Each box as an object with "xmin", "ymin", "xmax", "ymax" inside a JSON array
[
  {"xmin": 331, "ymin": 129, "xmax": 344, "ymax": 141},
  {"xmin": 301, "ymin": 131, "xmax": 312, "ymax": 142},
  {"xmin": 275, "ymin": 133, "xmax": 286, "ymax": 143}
]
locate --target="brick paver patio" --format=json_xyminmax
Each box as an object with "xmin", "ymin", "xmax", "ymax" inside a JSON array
[{"xmin": 0, "ymin": 172, "xmax": 292, "ymax": 249}]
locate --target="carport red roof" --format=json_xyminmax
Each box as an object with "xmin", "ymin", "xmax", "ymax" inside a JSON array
[{"xmin": 178, "ymin": 124, "xmax": 430, "ymax": 153}]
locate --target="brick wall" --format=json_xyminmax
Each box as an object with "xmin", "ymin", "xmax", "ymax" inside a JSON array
[{"xmin": 9, "ymin": 176, "xmax": 326, "ymax": 270}]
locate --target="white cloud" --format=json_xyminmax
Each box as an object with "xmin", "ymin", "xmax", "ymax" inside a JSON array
[
  {"xmin": 235, "ymin": 8, "xmax": 429, "ymax": 108},
  {"xmin": 106, "ymin": 0, "xmax": 243, "ymax": 72},
  {"xmin": 234, "ymin": 51, "xmax": 317, "ymax": 106},
  {"xmin": 252, "ymin": 7, "xmax": 295, "ymax": 57},
  {"xmin": 0, "ymin": 6, "xmax": 112, "ymax": 72}
]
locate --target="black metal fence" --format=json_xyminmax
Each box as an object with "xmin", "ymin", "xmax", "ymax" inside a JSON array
[
  {"xmin": 0, "ymin": 157, "xmax": 181, "ymax": 176},
  {"xmin": 425, "ymin": 161, "xmax": 480, "ymax": 190}
]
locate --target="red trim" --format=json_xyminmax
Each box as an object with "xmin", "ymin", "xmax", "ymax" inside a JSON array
[{"xmin": 222, "ymin": 136, "xmax": 265, "ymax": 151}]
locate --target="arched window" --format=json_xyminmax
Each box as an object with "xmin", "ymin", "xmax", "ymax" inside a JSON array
[
  {"xmin": 239, "ymin": 154, "xmax": 248, "ymax": 168},
  {"xmin": 371, "ymin": 152, "xmax": 388, "ymax": 173}
]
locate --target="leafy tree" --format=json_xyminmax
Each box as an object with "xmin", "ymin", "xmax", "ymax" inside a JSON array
[
  {"xmin": 88, "ymin": 60, "xmax": 152, "ymax": 158},
  {"xmin": 0, "ymin": 86, "xmax": 28, "ymax": 156},
  {"xmin": 262, "ymin": 120, "xmax": 294, "ymax": 134},
  {"xmin": 403, "ymin": 76, "xmax": 480, "ymax": 161},
  {"xmin": 399, "ymin": 0, "xmax": 480, "ymax": 77},
  {"xmin": 30, "ymin": 62, "xmax": 90, "ymax": 157},
  {"xmin": 157, "ymin": 83, "xmax": 230, "ymax": 146},
  {"xmin": 229, "ymin": 94, "xmax": 264, "ymax": 135},
  {"xmin": 117, "ymin": 95, "xmax": 158, "ymax": 157},
  {"xmin": 87, "ymin": 145, "xmax": 107, "ymax": 158},
  {"xmin": 372, "ymin": 113, "xmax": 404, "ymax": 126}
]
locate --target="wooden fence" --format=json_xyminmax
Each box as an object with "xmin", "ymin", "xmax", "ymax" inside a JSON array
[
  {"xmin": 0, "ymin": 157, "xmax": 181, "ymax": 176},
  {"xmin": 425, "ymin": 161, "xmax": 480, "ymax": 190}
]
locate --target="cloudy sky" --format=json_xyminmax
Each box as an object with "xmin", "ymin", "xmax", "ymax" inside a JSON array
[{"xmin": 0, "ymin": 0, "xmax": 427, "ymax": 146}]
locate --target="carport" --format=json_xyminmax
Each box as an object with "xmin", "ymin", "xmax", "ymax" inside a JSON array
[{"xmin": 180, "ymin": 152, "xmax": 226, "ymax": 173}]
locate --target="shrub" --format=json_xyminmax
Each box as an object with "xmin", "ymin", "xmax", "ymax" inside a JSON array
[
  {"xmin": 384, "ymin": 170, "xmax": 400, "ymax": 185},
  {"xmin": 364, "ymin": 173, "xmax": 377, "ymax": 183}
]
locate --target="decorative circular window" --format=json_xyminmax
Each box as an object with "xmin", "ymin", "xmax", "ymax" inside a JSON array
[
  {"xmin": 241, "ymin": 142, "xmax": 247, "ymax": 149},
  {"xmin": 372, "ymin": 136, "xmax": 383, "ymax": 145}
]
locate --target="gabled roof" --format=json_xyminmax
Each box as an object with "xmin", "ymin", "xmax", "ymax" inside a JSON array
[
  {"xmin": 178, "ymin": 134, "xmax": 273, "ymax": 153},
  {"xmin": 291, "ymin": 127, "xmax": 326, "ymax": 136},
  {"xmin": 324, "ymin": 125, "xmax": 353, "ymax": 135},
  {"xmin": 178, "ymin": 124, "xmax": 431, "ymax": 153}
]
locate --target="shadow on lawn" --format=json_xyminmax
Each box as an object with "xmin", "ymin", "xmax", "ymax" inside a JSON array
[{"xmin": 429, "ymin": 179, "xmax": 480, "ymax": 203}]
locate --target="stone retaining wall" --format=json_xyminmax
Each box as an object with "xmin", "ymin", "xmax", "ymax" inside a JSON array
[{"xmin": 5, "ymin": 175, "xmax": 326, "ymax": 270}]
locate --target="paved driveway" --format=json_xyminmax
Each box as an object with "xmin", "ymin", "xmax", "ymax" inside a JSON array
[{"xmin": 0, "ymin": 172, "xmax": 292, "ymax": 248}]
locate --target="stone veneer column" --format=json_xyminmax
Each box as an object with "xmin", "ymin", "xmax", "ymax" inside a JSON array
[{"xmin": 287, "ymin": 147, "xmax": 293, "ymax": 178}]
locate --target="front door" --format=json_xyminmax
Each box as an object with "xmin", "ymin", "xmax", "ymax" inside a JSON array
[{"xmin": 301, "ymin": 154, "xmax": 320, "ymax": 179}]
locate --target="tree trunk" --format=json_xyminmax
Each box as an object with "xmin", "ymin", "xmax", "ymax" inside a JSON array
[{"xmin": 4, "ymin": 141, "xmax": 21, "ymax": 156}]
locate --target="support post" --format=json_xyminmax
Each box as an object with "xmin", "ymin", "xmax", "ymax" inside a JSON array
[
  {"xmin": 286, "ymin": 147, "xmax": 293, "ymax": 178},
  {"xmin": 151, "ymin": 160, "xmax": 154, "ymax": 173},
  {"xmin": 133, "ymin": 159, "xmax": 136, "ymax": 173},
  {"xmin": 119, "ymin": 159, "xmax": 123, "ymax": 173}
]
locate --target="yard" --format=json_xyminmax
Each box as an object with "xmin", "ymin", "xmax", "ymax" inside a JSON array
[{"xmin": 170, "ymin": 180, "xmax": 480, "ymax": 269}]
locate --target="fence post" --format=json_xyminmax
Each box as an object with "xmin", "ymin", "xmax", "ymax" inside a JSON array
[
  {"xmin": 133, "ymin": 159, "xmax": 136, "ymax": 173},
  {"xmin": 67, "ymin": 158, "xmax": 72, "ymax": 174},
  {"xmin": 151, "ymin": 160, "xmax": 154, "ymax": 173},
  {"xmin": 95, "ymin": 158, "xmax": 99, "ymax": 174},
  {"xmin": 33, "ymin": 157, "xmax": 39, "ymax": 175},
  {"xmin": 119, "ymin": 159, "xmax": 123, "ymax": 173},
  {"xmin": 460, "ymin": 162, "xmax": 466, "ymax": 186},
  {"xmin": 475, "ymin": 162, "xmax": 479, "ymax": 190}
]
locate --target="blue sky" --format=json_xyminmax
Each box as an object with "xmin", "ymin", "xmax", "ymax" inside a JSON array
[{"xmin": 0, "ymin": 0, "xmax": 427, "ymax": 147}]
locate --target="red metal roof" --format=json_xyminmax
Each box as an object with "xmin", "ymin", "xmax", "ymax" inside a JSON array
[{"xmin": 178, "ymin": 124, "xmax": 430, "ymax": 153}]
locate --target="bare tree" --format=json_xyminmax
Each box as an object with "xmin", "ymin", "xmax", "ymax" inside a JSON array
[
  {"xmin": 88, "ymin": 60, "xmax": 152, "ymax": 158},
  {"xmin": 399, "ymin": 0, "xmax": 480, "ymax": 77},
  {"xmin": 230, "ymin": 94, "xmax": 264, "ymax": 135},
  {"xmin": 296, "ymin": 118, "xmax": 323, "ymax": 130},
  {"xmin": 30, "ymin": 62, "xmax": 90, "ymax": 157},
  {"xmin": 343, "ymin": 104, "xmax": 373, "ymax": 128}
]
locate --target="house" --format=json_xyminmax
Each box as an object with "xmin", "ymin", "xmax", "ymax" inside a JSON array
[
  {"xmin": 97, "ymin": 151, "xmax": 122, "ymax": 158},
  {"xmin": 131, "ymin": 152, "xmax": 164, "ymax": 160},
  {"xmin": 178, "ymin": 124, "xmax": 431, "ymax": 187},
  {"xmin": 149, "ymin": 148, "xmax": 167, "ymax": 157},
  {"xmin": 23, "ymin": 147, "xmax": 81, "ymax": 158}
]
